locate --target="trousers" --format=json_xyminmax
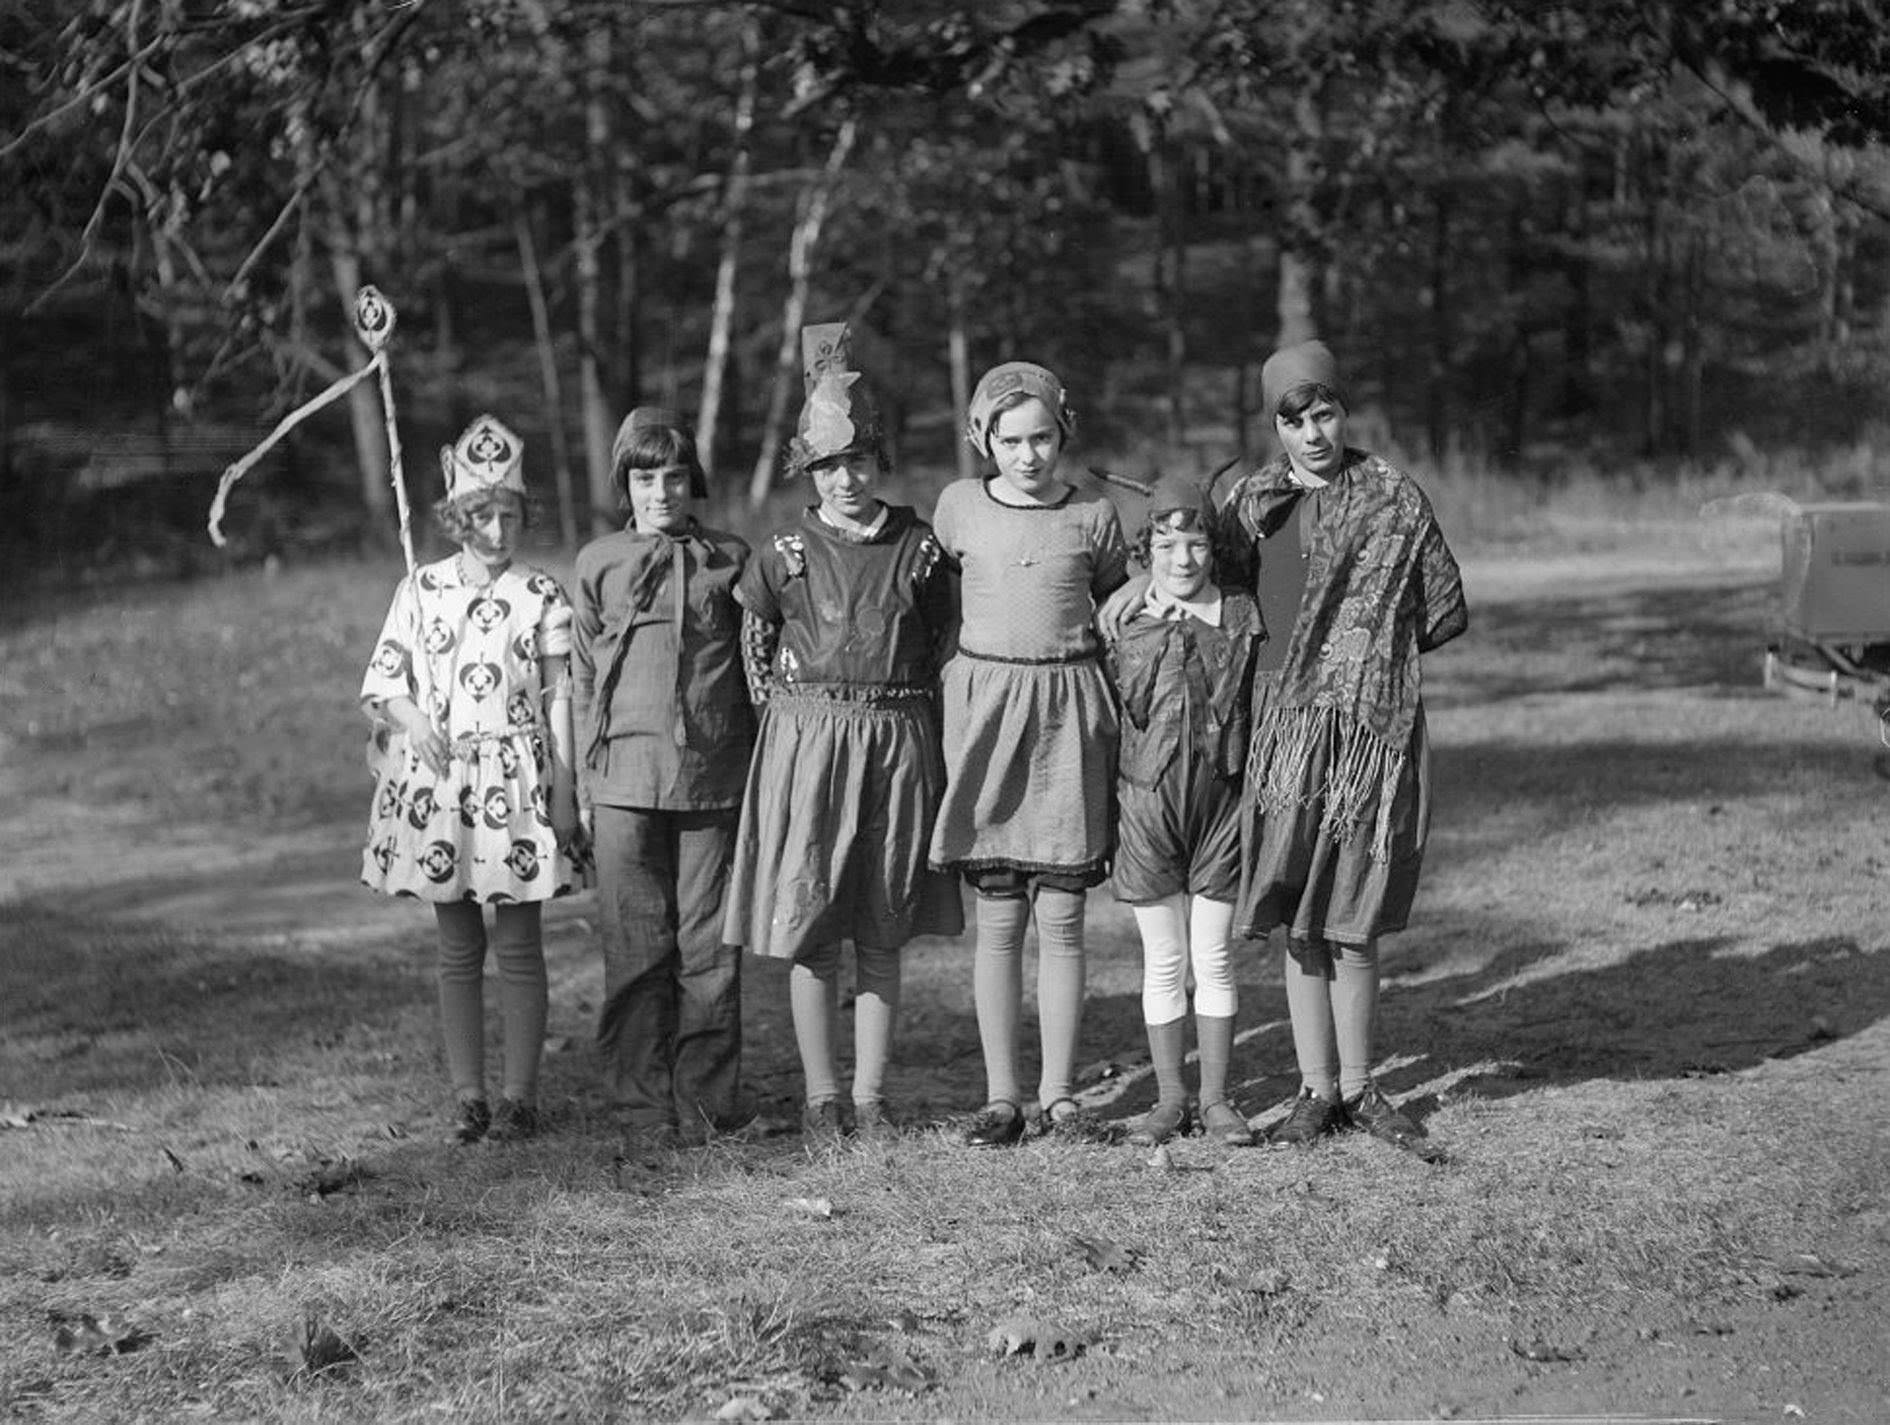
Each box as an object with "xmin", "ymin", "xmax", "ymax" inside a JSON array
[{"xmin": 593, "ymin": 804, "xmax": 742, "ymax": 1131}]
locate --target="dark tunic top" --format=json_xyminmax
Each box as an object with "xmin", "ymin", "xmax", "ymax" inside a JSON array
[
  {"xmin": 737, "ymin": 504, "xmax": 952, "ymax": 697},
  {"xmin": 572, "ymin": 519, "xmax": 756, "ymax": 810}
]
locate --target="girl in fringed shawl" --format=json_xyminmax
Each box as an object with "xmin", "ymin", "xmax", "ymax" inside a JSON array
[
  {"xmin": 929, "ymin": 362, "xmax": 1131, "ymax": 1147},
  {"xmin": 572, "ymin": 409, "xmax": 757, "ymax": 1152},
  {"xmin": 1105, "ymin": 475, "xmax": 1265, "ymax": 1149},
  {"xmin": 722, "ymin": 323, "xmax": 964, "ymax": 1144},
  {"xmin": 1226, "ymin": 340, "xmax": 1467, "ymax": 1154}
]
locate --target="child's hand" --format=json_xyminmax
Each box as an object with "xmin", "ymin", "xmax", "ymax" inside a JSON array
[
  {"xmin": 395, "ymin": 707, "xmax": 451, "ymax": 775},
  {"xmin": 1097, "ymin": 574, "xmax": 1152, "ymax": 641},
  {"xmin": 552, "ymin": 797, "xmax": 582, "ymax": 855}
]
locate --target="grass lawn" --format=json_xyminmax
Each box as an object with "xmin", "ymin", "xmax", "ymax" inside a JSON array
[{"xmin": 2, "ymin": 499, "xmax": 1888, "ymax": 1422}]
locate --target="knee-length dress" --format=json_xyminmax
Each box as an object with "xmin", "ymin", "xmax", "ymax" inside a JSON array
[
  {"xmin": 1224, "ymin": 452, "xmax": 1467, "ymax": 945},
  {"xmin": 360, "ymin": 555, "xmax": 585, "ymax": 904},
  {"xmin": 723, "ymin": 505, "xmax": 964, "ymax": 958},
  {"xmin": 927, "ymin": 479, "xmax": 1130, "ymax": 881}
]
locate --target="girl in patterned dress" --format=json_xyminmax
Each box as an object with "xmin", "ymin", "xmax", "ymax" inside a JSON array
[
  {"xmin": 723, "ymin": 323, "xmax": 963, "ymax": 1142},
  {"xmin": 929, "ymin": 361, "xmax": 1130, "ymax": 1146},
  {"xmin": 361, "ymin": 414, "xmax": 583, "ymax": 1145}
]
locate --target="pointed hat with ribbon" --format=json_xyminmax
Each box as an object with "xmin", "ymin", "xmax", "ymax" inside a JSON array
[{"xmin": 787, "ymin": 322, "xmax": 881, "ymax": 477}]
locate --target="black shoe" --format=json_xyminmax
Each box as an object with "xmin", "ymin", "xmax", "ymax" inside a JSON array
[
  {"xmin": 852, "ymin": 1100, "xmax": 901, "ymax": 1143},
  {"xmin": 487, "ymin": 1098, "xmax": 539, "ymax": 1142},
  {"xmin": 1343, "ymin": 1083, "xmax": 1435, "ymax": 1156},
  {"xmin": 1038, "ymin": 1097, "xmax": 1113, "ymax": 1143},
  {"xmin": 1126, "ymin": 1100, "xmax": 1190, "ymax": 1147},
  {"xmin": 1198, "ymin": 1099, "xmax": 1256, "ymax": 1148},
  {"xmin": 801, "ymin": 1097, "xmax": 855, "ymax": 1145},
  {"xmin": 1265, "ymin": 1088, "xmax": 1342, "ymax": 1147},
  {"xmin": 963, "ymin": 1100, "xmax": 1025, "ymax": 1148},
  {"xmin": 450, "ymin": 1098, "xmax": 491, "ymax": 1146}
]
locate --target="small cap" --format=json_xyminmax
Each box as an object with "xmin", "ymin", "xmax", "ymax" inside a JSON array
[{"xmin": 1260, "ymin": 340, "xmax": 1343, "ymax": 418}]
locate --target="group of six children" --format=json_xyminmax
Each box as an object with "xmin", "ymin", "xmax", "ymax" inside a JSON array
[{"xmin": 358, "ymin": 328, "xmax": 1467, "ymax": 1156}]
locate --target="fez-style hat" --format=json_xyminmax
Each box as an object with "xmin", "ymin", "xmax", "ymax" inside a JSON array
[{"xmin": 1260, "ymin": 340, "xmax": 1345, "ymax": 418}]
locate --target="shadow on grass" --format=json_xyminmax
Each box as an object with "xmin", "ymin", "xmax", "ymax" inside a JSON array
[
  {"xmin": 0, "ymin": 902, "xmax": 431, "ymax": 1099},
  {"xmin": 1377, "ymin": 931, "xmax": 1890, "ymax": 1104},
  {"xmin": 1428, "ymin": 574, "xmax": 1776, "ymax": 708},
  {"xmin": 1433, "ymin": 738, "xmax": 1874, "ymax": 834}
]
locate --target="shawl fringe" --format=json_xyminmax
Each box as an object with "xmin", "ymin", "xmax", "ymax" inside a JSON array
[{"xmin": 1248, "ymin": 704, "xmax": 1405, "ymax": 860}]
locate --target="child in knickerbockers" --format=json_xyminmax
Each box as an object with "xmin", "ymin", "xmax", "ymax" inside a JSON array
[
  {"xmin": 360, "ymin": 414, "xmax": 585, "ymax": 1145},
  {"xmin": 722, "ymin": 322, "xmax": 963, "ymax": 1143},
  {"xmin": 929, "ymin": 361, "xmax": 1130, "ymax": 1147},
  {"xmin": 1104, "ymin": 474, "xmax": 1264, "ymax": 1148},
  {"xmin": 572, "ymin": 408, "xmax": 757, "ymax": 1151}
]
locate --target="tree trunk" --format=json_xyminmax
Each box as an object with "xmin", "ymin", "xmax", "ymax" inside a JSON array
[
  {"xmin": 517, "ymin": 209, "xmax": 579, "ymax": 548},
  {"xmin": 697, "ymin": 20, "xmax": 760, "ymax": 481},
  {"xmin": 575, "ymin": 27, "xmax": 617, "ymax": 531},
  {"xmin": 948, "ymin": 270, "xmax": 975, "ymax": 482},
  {"xmin": 1150, "ymin": 142, "xmax": 1187, "ymax": 453},
  {"xmin": 1641, "ymin": 133, "xmax": 1666, "ymax": 458},
  {"xmin": 1681, "ymin": 230, "xmax": 1704, "ymax": 455},
  {"xmin": 1274, "ymin": 92, "xmax": 1323, "ymax": 348},
  {"xmin": 1560, "ymin": 164, "xmax": 1594, "ymax": 419},
  {"xmin": 1425, "ymin": 189, "xmax": 1452, "ymax": 463},
  {"xmin": 328, "ymin": 244, "xmax": 393, "ymax": 533},
  {"xmin": 749, "ymin": 117, "xmax": 859, "ymax": 505},
  {"xmin": 615, "ymin": 163, "xmax": 643, "ymax": 408},
  {"xmin": 297, "ymin": 91, "xmax": 392, "ymax": 544}
]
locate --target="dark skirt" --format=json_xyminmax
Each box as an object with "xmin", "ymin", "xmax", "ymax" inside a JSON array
[
  {"xmin": 724, "ymin": 692, "xmax": 964, "ymax": 959},
  {"xmin": 1235, "ymin": 705, "xmax": 1431, "ymax": 946}
]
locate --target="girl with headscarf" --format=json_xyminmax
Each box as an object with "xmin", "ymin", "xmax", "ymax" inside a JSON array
[{"xmin": 928, "ymin": 361, "xmax": 1131, "ymax": 1146}]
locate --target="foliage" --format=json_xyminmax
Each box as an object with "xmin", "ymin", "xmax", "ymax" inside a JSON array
[{"xmin": 4, "ymin": 0, "xmax": 1890, "ymax": 567}]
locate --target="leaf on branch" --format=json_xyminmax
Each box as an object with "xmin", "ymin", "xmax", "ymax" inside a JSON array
[
  {"xmin": 1070, "ymin": 1233, "xmax": 1142, "ymax": 1274},
  {"xmin": 987, "ymin": 1315, "xmax": 1087, "ymax": 1362}
]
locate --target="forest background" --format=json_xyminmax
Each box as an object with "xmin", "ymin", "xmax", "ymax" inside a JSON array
[{"xmin": 4, "ymin": 0, "xmax": 1890, "ymax": 573}]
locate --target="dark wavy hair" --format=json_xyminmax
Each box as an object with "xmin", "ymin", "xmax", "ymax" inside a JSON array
[
  {"xmin": 1275, "ymin": 381, "xmax": 1346, "ymax": 421},
  {"xmin": 1130, "ymin": 504, "xmax": 1239, "ymax": 574},
  {"xmin": 614, "ymin": 421, "xmax": 708, "ymax": 510}
]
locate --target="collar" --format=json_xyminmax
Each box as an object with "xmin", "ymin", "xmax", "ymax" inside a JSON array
[
  {"xmin": 1144, "ymin": 582, "xmax": 1224, "ymax": 628},
  {"xmin": 815, "ymin": 501, "xmax": 889, "ymax": 539}
]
